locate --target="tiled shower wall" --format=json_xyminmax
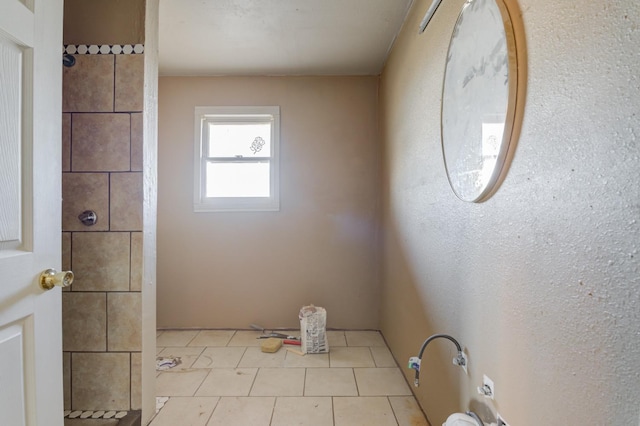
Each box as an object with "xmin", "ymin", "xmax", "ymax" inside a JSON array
[{"xmin": 61, "ymin": 50, "xmax": 144, "ymax": 411}]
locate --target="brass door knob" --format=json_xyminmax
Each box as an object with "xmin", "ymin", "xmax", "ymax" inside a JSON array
[{"xmin": 39, "ymin": 269, "xmax": 74, "ymax": 290}]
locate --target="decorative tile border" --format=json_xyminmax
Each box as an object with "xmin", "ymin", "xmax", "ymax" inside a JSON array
[
  {"xmin": 63, "ymin": 44, "xmax": 144, "ymax": 55},
  {"xmin": 64, "ymin": 410, "xmax": 128, "ymax": 420}
]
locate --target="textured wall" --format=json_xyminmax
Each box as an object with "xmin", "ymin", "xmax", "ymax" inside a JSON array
[
  {"xmin": 379, "ymin": 0, "xmax": 640, "ymax": 424},
  {"xmin": 157, "ymin": 76, "xmax": 381, "ymax": 330}
]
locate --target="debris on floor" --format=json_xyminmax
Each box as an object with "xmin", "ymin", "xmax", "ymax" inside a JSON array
[
  {"xmin": 260, "ymin": 337, "xmax": 283, "ymax": 353},
  {"xmin": 156, "ymin": 396, "xmax": 169, "ymax": 414},
  {"xmin": 286, "ymin": 347, "xmax": 305, "ymax": 356},
  {"xmin": 299, "ymin": 304, "xmax": 329, "ymax": 354},
  {"xmin": 156, "ymin": 356, "xmax": 182, "ymax": 370}
]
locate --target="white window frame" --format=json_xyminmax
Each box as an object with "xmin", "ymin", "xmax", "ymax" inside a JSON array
[{"xmin": 194, "ymin": 106, "xmax": 280, "ymax": 212}]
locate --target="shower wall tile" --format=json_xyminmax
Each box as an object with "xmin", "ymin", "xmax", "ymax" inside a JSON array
[
  {"xmin": 62, "ymin": 231, "xmax": 71, "ymax": 271},
  {"xmin": 72, "ymin": 232, "xmax": 130, "ymax": 291},
  {"xmin": 62, "ymin": 172, "xmax": 109, "ymax": 231},
  {"xmin": 71, "ymin": 113, "xmax": 131, "ymax": 172},
  {"xmin": 131, "ymin": 113, "xmax": 143, "ymax": 171},
  {"xmin": 110, "ymin": 172, "xmax": 143, "ymax": 231},
  {"xmin": 71, "ymin": 352, "xmax": 130, "ymax": 411},
  {"xmin": 63, "ymin": 352, "xmax": 71, "ymax": 410},
  {"xmin": 107, "ymin": 292, "xmax": 142, "ymax": 351},
  {"xmin": 62, "ymin": 232, "xmax": 72, "ymax": 292},
  {"xmin": 115, "ymin": 54, "xmax": 144, "ymax": 112},
  {"xmin": 62, "ymin": 113, "xmax": 71, "ymax": 171},
  {"xmin": 63, "ymin": 55, "xmax": 115, "ymax": 113},
  {"xmin": 62, "ymin": 292, "xmax": 107, "ymax": 352},
  {"xmin": 131, "ymin": 352, "xmax": 142, "ymax": 410},
  {"xmin": 130, "ymin": 232, "xmax": 143, "ymax": 291},
  {"xmin": 62, "ymin": 41, "xmax": 146, "ymax": 415}
]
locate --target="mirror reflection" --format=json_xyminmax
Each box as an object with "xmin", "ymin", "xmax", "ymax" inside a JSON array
[{"xmin": 441, "ymin": 0, "xmax": 518, "ymax": 202}]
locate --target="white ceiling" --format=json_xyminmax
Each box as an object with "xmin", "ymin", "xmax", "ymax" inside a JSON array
[{"xmin": 158, "ymin": 0, "xmax": 415, "ymax": 76}]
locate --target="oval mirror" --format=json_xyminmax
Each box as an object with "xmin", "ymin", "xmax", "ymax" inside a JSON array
[{"xmin": 441, "ymin": 0, "xmax": 519, "ymax": 202}]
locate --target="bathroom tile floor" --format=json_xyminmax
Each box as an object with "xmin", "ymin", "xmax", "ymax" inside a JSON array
[{"xmin": 151, "ymin": 330, "xmax": 428, "ymax": 426}]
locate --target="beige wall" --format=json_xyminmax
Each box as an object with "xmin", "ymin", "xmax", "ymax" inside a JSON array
[
  {"xmin": 380, "ymin": 0, "xmax": 640, "ymax": 424},
  {"xmin": 158, "ymin": 76, "xmax": 381, "ymax": 329}
]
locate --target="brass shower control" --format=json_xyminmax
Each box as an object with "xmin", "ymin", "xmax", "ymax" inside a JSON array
[{"xmin": 39, "ymin": 269, "xmax": 74, "ymax": 290}]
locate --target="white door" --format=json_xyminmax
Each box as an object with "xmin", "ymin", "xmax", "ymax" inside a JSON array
[{"xmin": 0, "ymin": 0, "xmax": 65, "ymax": 425}]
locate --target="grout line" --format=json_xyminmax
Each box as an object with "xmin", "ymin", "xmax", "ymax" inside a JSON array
[
  {"xmin": 369, "ymin": 346, "xmax": 377, "ymax": 367},
  {"xmin": 247, "ymin": 356, "xmax": 259, "ymax": 397},
  {"xmin": 387, "ymin": 395, "xmax": 401, "ymax": 426},
  {"xmin": 129, "ymin": 232, "xmax": 132, "ymax": 291},
  {"xmin": 104, "ymin": 291, "xmax": 109, "ymax": 351},
  {"xmin": 68, "ymin": 113, "xmax": 73, "ymax": 171},
  {"xmin": 190, "ymin": 364, "xmax": 212, "ymax": 397},
  {"xmin": 268, "ymin": 394, "xmax": 277, "ymax": 425},
  {"xmin": 69, "ymin": 352, "xmax": 73, "ymax": 409},
  {"xmin": 236, "ymin": 346, "xmax": 248, "ymax": 368},
  {"xmin": 129, "ymin": 113, "xmax": 132, "ymax": 172},
  {"xmin": 205, "ymin": 396, "xmax": 219, "ymax": 425},
  {"xmin": 351, "ymin": 368, "xmax": 360, "ymax": 396},
  {"xmin": 185, "ymin": 330, "xmax": 198, "ymax": 347},
  {"xmin": 301, "ymin": 367, "xmax": 307, "ymax": 396},
  {"xmin": 112, "ymin": 55, "xmax": 116, "ymax": 112},
  {"xmin": 129, "ymin": 352, "xmax": 132, "ymax": 409},
  {"xmin": 107, "ymin": 172, "xmax": 112, "ymax": 230},
  {"xmin": 332, "ymin": 396, "xmax": 336, "ymax": 425}
]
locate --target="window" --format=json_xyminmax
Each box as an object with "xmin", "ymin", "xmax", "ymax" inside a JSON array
[{"xmin": 194, "ymin": 106, "xmax": 280, "ymax": 212}]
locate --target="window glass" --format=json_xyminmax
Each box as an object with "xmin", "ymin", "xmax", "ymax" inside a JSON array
[
  {"xmin": 205, "ymin": 162, "xmax": 270, "ymax": 197},
  {"xmin": 194, "ymin": 106, "xmax": 280, "ymax": 212},
  {"xmin": 207, "ymin": 122, "xmax": 272, "ymax": 158}
]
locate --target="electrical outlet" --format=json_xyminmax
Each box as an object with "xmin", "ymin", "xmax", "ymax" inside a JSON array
[{"xmin": 496, "ymin": 413, "xmax": 509, "ymax": 426}]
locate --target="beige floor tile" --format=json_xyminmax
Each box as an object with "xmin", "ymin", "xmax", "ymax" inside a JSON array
[
  {"xmin": 345, "ymin": 331, "xmax": 387, "ymax": 347},
  {"xmin": 192, "ymin": 347, "xmax": 246, "ymax": 369},
  {"xmin": 153, "ymin": 329, "xmax": 428, "ymax": 426},
  {"xmin": 284, "ymin": 351, "xmax": 329, "ymax": 368},
  {"xmin": 149, "ymin": 396, "xmax": 219, "ymax": 426},
  {"xmin": 157, "ymin": 330, "xmax": 199, "ymax": 347},
  {"xmin": 227, "ymin": 331, "xmax": 263, "ymax": 346},
  {"xmin": 189, "ymin": 330, "xmax": 235, "ymax": 347},
  {"xmin": 389, "ymin": 396, "xmax": 429, "ymax": 426},
  {"xmin": 370, "ymin": 346, "xmax": 398, "ymax": 367},
  {"xmin": 271, "ymin": 397, "xmax": 333, "ymax": 426},
  {"xmin": 157, "ymin": 347, "xmax": 206, "ymax": 370},
  {"xmin": 354, "ymin": 368, "xmax": 412, "ymax": 396},
  {"xmin": 304, "ymin": 368, "xmax": 357, "ymax": 396},
  {"xmin": 195, "ymin": 368, "xmax": 258, "ymax": 396},
  {"xmin": 333, "ymin": 397, "xmax": 397, "ymax": 426},
  {"xmin": 250, "ymin": 368, "xmax": 305, "ymax": 396},
  {"xmin": 327, "ymin": 330, "xmax": 347, "ymax": 347},
  {"xmin": 329, "ymin": 347, "xmax": 375, "ymax": 367},
  {"xmin": 238, "ymin": 347, "xmax": 287, "ymax": 367},
  {"xmin": 206, "ymin": 396, "xmax": 275, "ymax": 426},
  {"xmin": 156, "ymin": 370, "xmax": 209, "ymax": 397}
]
